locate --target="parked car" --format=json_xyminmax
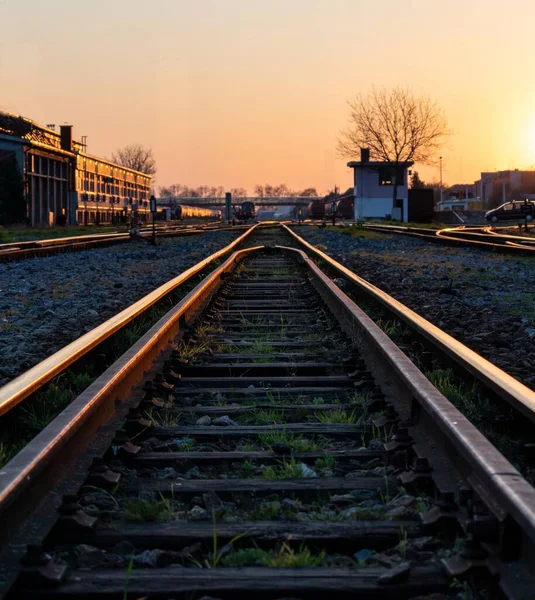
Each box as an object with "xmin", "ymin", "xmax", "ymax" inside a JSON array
[{"xmin": 485, "ymin": 199, "xmax": 535, "ymax": 222}]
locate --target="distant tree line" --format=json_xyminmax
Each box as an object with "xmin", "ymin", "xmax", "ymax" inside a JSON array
[
  {"xmin": 159, "ymin": 184, "xmax": 247, "ymax": 198},
  {"xmin": 253, "ymin": 184, "xmax": 318, "ymax": 197},
  {"xmin": 159, "ymin": 183, "xmax": 320, "ymax": 198}
]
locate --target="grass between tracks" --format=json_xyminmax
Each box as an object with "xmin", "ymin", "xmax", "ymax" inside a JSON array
[
  {"xmin": 257, "ymin": 430, "xmax": 327, "ymax": 451},
  {"xmin": 0, "ymin": 370, "xmax": 94, "ymax": 467},
  {"xmin": 221, "ymin": 543, "xmax": 326, "ymax": 568},
  {"xmin": 300, "ymin": 248, "xmax": 533, "ymax": 479},
  {"xmin": 0, "ymin": 262, "xmax": 221, "ymax": 469},
  {"xmin": 336, "ymin": 276, "xmax": 530, "ymax": 476}
]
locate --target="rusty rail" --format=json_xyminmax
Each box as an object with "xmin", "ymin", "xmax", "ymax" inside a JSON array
[
  {"xmin": 1, "ymin": 236, "xmax": 535, "ymax": 597},
  {"xmin": 0, "ymin": 245, "xmax": 264, "ymax": 600},
  {"xmin": 278, "ymin": 244, "xmax": 535, "ymax": 550},
  {"xmin": 0, "ymin": 225, "xmax": 257, "ymax": 417},
  {"xmin": 0, "ymin": 244, "xmax": 263, "ymax": 513},
  {"xmin": 284, "ymin": 224, "xmax": 535, "ymax": 423},
  {"xmin": 0, "ymin": 223, "xmax": 250, "ymax": 263},
  {"xmin": 362, "ymin": 223, "xmax": 535, "ymax": 253}
]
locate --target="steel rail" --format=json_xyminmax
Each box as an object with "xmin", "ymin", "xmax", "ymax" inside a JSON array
[
  {"xmin": 1, "ymin": 240, "xmax": 535, "ymax": 597},
  {"xmin": 0, "ymin": 224, "xmax": 257, "ymax": 417},
  {"xmin": 0, "ymin": 224, "xmax": 250, "ymax": 263},
  {"xmin": 283, "ymin": 224, "xmax": 535, "ymax": 423},
  {"xmin": 0, "ymin": 244, "xmax": 263, "ymax": 529},
  {"xmin": 0, "ymin": 233, "xmax": 127, "ymax": 250},
  {"xmin": 435, "ymin": 226, "xmax": 535, "ymax": 245},
  {"xmin": 0, "ymin": 234, "xmax": 129, "ymax": 262},
  {"xmin": 0, "ymin": 223, "xmax": 243, "ymax": 251},
  {"xmin": 364, "ymin": 223, "xmax": 440, "ymax": 235},
  {"xmin": 276, "ymin": 244, "xmax": 535, "ymax": 550},
  {"xmin": 483, "ymin": 225, "xmax": 535, "ymax": 240},
  {"xmin": 435, "ymin": 231, "xmax": 535, "ymax": 251},
  {"xmin": 363, "ymin": 223, "xmax": 535, "ymax": 252}
]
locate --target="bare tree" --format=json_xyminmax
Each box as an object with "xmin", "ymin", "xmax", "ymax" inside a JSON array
[
  {"xmin": 195, "ymin": 186, "xmax": 211, "ymax": 198},
  {"xmin": 230, "ymin": 187, "xmax": 248, "ymax": 198},
  {"xmin": 298, "ymin": 187, "xmax": 318, "ymax": 197},
  {"xmin": 159, "ymin": 184, "xmax": 185, "ymax": 197},
  {"xmin": 338, "ymin": 87, "xmax": 449, "ymax": 211},
  {"xmin": 111, "ymin": 144, "xmax": 157, "ymax": 176},
  {"xmin": 160, "ymin": 184, "xmax": 244, "ymax": 199},
  {"xmin": 273, "ymin": 184, "xmax": 292, "ymax": 197},
  {"xmin": 264, "ymin": 184, "xmax": 275, "ymax": 197},
  {"xmin": 254, "ymin": 184, "xmax": 317, "ymax": 197}
]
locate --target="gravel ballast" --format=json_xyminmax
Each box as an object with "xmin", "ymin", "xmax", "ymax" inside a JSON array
[
  {"xmin": 0, "ymin": 231, "xmax": 240, "ymax": 386},
  {"xmin": 295, "ymin": 226, "xmax": 535, "ymax": 391}
]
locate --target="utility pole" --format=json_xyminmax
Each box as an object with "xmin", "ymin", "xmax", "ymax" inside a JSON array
[
  {"xmin": 225, "ymin": 192, "xmax": 232, "ymax": 224},
  {"xmin": 439, "ymin": 156, "xmax": 443, "ymax": 206}
]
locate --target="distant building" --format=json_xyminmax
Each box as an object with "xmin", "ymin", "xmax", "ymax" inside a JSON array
[
  {"xmin": 437, "ymin": 183, "xmax": 480, "ymax": 211},
  {"xmin": 474, "ymin": 170, "xmax": 535, "ymax": 205},
  {"xmin": 445, "ymin": 183, "xmax": 476, "ymax": 200},
  {"xmin": 0, "ymin": 111, "xmax": 152, "ymax": 227},
  {"xmin": 347, "ymin": 149, "xmax": 413, "ymax": 221},
  {"xmin": 437, "ymin": 198, "xmax": 471, "ymax": 211}
]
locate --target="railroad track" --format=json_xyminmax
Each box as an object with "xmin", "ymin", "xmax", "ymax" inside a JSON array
[
  {"xmin": 1, "ymin": 226, "xmax": 535, "ymax": 599},
  {"xmin": 362, "ymin": 223, "xmax": 535, "ymax": 253},
  {"xmin": 0, "ymin": 223, "xmax": 247, "ymax": 263}
]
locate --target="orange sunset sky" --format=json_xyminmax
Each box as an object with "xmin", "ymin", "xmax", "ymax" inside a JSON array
[{"xmin": 2, "ymin": 0, "xmax": 535, "ymax": 194}]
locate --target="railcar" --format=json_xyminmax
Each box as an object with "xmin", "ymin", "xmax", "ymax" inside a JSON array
[
  {"xmin": 235, "ymin": 201, "xmax": 255, "ymax": 221},
  {"xmin": 336, "ymin": 197, "xmax": 354, "ymax": 219},
  {"xmin": 155, "ymin": 205, "xmax": 218, "ymax": 221},
  {"xmin": 324, "ymin": 192, "xmax": 354, "ymax": 220},
  {"xmin": 175, "ymin": 205, "xmax": 217, "ymax": 220},
  {"xmin": 307, "ymin": 199, "xmax": 326, "ymax": 219}
]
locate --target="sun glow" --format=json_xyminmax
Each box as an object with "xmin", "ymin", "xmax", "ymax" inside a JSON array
[{"xmin": 526, "ymin": 117, "xmax": 535, "ymax": 160}]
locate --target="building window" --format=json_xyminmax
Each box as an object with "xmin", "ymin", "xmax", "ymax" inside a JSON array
[{"xmin": 378, "ymin": 167, "xmax": 405, "ymax": 186}]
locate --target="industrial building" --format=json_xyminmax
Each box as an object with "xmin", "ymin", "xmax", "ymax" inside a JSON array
[
  {"xmin": 474, "ymin": 170, "xmax": 535, "ymax": 205},
  {"xmin": 0, "ymin": 111, "xmax": 151, "ymax": 227}
]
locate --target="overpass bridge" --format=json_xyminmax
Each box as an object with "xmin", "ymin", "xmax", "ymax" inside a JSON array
[{"xmin": 157, "ymin": 196, "xmax": 322, "ymax": 207}]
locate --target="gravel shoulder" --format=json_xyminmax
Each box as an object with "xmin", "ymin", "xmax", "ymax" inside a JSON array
[
  {"xmin": 0, "ymin": 231, "xmax": 240, "ymax": 386},
  {"xmin": 295, "ymin": 226, "xmax": 535, "ymax": 391}
]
